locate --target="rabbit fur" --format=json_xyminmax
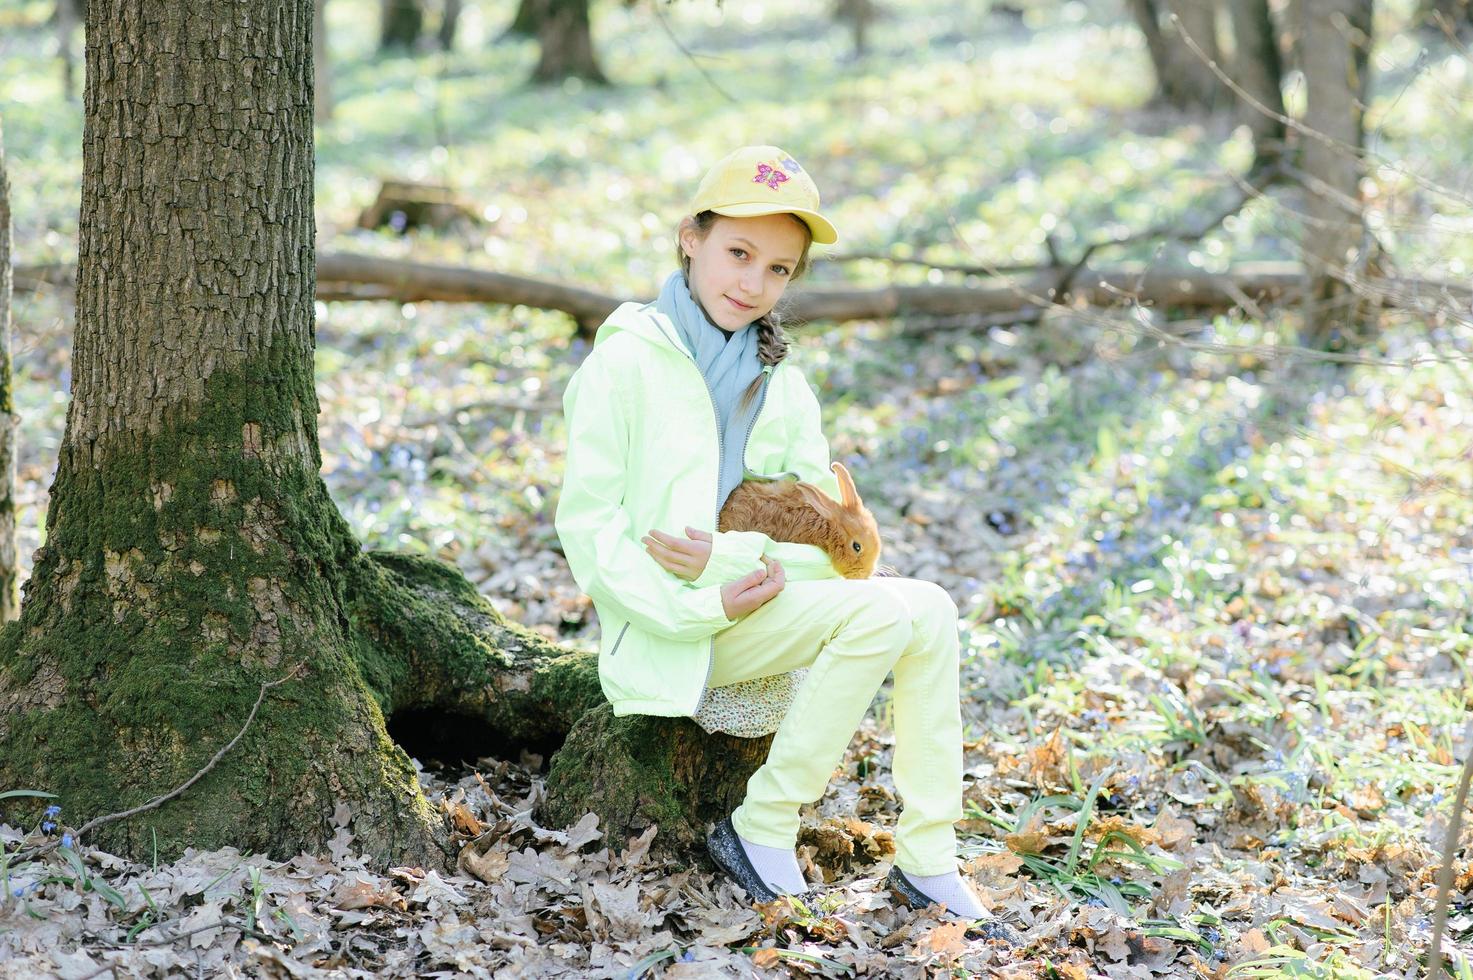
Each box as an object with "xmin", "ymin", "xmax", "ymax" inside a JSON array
[{"xmin": 717, "ymin": 461, "xmax": 883, "ymax": 579}]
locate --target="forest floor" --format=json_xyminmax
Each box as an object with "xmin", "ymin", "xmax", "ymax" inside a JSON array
[{"xmin": 2, "ymin": 0, "xmax": 1473, "ymax": 976}]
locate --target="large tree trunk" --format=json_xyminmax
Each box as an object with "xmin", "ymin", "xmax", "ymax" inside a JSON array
[
  {"xmin": 531, "ymin": 0, "xmax": 608, "ymax": 85},
  {"xmin": 1129, "ymin": 0, "xmax": 1227, "ymax": 110},
  {"xmin": 1226, "ymin": 0, "xmax": 1288, "ymax": 172},
  {"xmin": 379, "ymin": 0, "xmax": 424, "ymax": 52},
  {"xmin": 1297, "ymin": 0, "xmax": 1375, "ymax": 347},
  {"xmin": 0, "ymin": 117, "xmax": 17, "ymax": 623},
  {"xmin": 0, "ymin": 0, "xmax": 436, "ymax": 872}
]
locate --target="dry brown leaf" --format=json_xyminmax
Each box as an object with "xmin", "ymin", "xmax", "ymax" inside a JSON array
[
  {"xmin": 446, "ymin": 800, "xmax": 484, "ymax": 836},
  {"xmin": 965, "ymin": 850, "xmax": 1024, "ymax": 884},
  {"xmin": 751, "ymin": 947, "xmax": 784, "ymax": 968},
  {"xmin": 331, "ymin": 876, "xmax": 405, "ymax": 912},
  {"xmin": 1152, "ymin": 806, "xmax": 1196, "ymax": 851},
  {"xmin": 1022, "ymin": 725, "xmax": 1071, "ymax": 789},
  {"xmin": 917, "ymin": 920, "xmax": 969, "ymax": 963}
]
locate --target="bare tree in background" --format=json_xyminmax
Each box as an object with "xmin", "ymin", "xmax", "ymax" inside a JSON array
[
  {"xmin": 0, "ymin": 116, "xmax": 17, "ymax": 623},
  {"xmin": 1296, "ymin": 0, "xmax": 1376, "ymax": 347},
  {"xmin": 501, "ymin": 0, "xmax": 550, "ymax": 41},
  {"xmin": 315, "ymin": 0, "xmax": 334, "ymax": 122},
  {"xmin": 1225, "ymin": 0, "xmax": 1288, "ymax": 173},
  {"xmin": 439, "ymin": 0, "xmax": 463, "ymax": 49},
  {"xmin": 531, "ymin": 0, "xmax": 608, "ymax": 85},
  {"xmin": 1129, "ymin": 0, "xmax": 1228, "ymax": 111},
  {"xmin": 833, "ymin": 0, "xmax": 880, "ymax": 58},
  {"xmin": 380, "ymin": 0, "xmax": 425, "ymax": 51},
  {"xmin": 51, "ymin": 0, "xmax": 86, "ymax": 101}
]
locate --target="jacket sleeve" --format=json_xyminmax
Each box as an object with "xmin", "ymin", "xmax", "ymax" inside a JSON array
[
  {"xmin": 554, "ymin": 348, "xmax": 736, "ymax": 641},
  {"xmin": 782, "ymin": 368, "xmax": 843, "ymax": 503},
  {"xmin": 689, "ymin": 528, "xmax": 771, "ymax": 590}
]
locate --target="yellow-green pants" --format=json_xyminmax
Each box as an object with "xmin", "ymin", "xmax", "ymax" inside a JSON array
[{"xmin": 709, "ymin": 576, "xmax": 964, "ymax": 877}]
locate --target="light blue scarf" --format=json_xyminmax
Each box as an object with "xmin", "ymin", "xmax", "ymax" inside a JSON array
[{"xmin": 655, "ymin": 269, "xmax": 768, "ymax": 513}]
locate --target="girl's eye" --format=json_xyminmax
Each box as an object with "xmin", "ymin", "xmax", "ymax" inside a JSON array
[
  {"xmin": 772, "ymin": 266, "xmax": 791, "ymax": 277},
  {"xmin": 730, "ymin": 248, "xmax": 747, "ymax": 259}
]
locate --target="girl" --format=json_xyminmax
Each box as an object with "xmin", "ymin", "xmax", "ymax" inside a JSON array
[{"xmin": 554, "ymin": 145, "xmax": 1005, "ymax": 935}]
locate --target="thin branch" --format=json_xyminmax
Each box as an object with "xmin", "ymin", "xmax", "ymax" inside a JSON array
[
  {"xmin": 650, "ymin": 1, "xmax": 737, "ymax": 104},
  {"xmin": 17, "ymin": 667, "xmax": 302, "ymax": 862},
  {"xmin": 1429, "ymin": 717, "xmax": 1473, "ymax": 980}
]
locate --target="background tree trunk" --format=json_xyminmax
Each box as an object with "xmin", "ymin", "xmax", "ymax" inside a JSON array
[
  {"xmin": 315, "ymin": 0, "xmax": 333, "ymax": 123},
  {"xmin": 439, "ymin": 0, "xmax": 463, "ymax": 50},
  {"xmin": 1130, "ymin": 0, "xmax": 1228, "ymax": 110},
  {"xmin": 1226, "ymin": 0, "xmax": 1288, "ymax": 172},
  {"xmin": 53, "ymin": 0, "xmax": 85, "ymax": 102},
  {"xmin": 0, "ymin": 0, "xmax": 455, "ymax": 871},
  {"xmin": 1296, "ymin": 0, "xmax": 1374, "ymax": 347},
  {"xmin": 501, "ymin": 0, "xmax": 549, "ymax": 41},
  {"xmin": 531, "ymin": 0, "xmax": 608, "ymax": 85},
  {"xmin": 832, "ymin": 0, "xmax": 879, "ymax": 58},
  {"xmin": 380, "ymin": 0, "xmax": 424, "ymax": 52},
  {"xmin": 0, "ymin": 117, "xmax": 17, "ymax": 623}
]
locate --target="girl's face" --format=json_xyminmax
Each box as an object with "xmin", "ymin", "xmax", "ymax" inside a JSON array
[{"xmin": 680, "ymin": 214, "xmax": 810, "ymax": 330}]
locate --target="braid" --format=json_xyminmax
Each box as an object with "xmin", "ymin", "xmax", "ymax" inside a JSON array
[{"xmin": 738, "ymin": 312, "xmax": 791, "ymax": 412}]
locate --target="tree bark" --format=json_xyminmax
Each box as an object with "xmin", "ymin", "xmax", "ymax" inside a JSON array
[
  {"xmin": 1296, "ymin": 0, "xmax": 1375, "ymax": 347},
  {"xmin": 0, "ymin": 117, "xmax": 17, "ymax": 623},
  {"xmin": 531, "ymin": 0, "xmax": 608, "ymax": 85},
  {"xmin": 379, "ymin": 0, "xmax": 424, "ymax": 52}
]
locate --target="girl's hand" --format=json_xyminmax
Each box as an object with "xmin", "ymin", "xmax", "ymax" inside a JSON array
[
  {"xmin": 721, "ymin": 556, "xmax": 784, "ymax": 620},
  {"xmin": 642, "ymin": 526, "xmax": 713, "ymax": 581}
]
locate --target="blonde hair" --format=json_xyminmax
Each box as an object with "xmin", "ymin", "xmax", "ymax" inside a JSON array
[{"xmin": 675, "ymin": 210, "xmax": 814, "ymax": 412}]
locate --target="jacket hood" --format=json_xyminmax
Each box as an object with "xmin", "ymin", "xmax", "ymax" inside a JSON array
[{"xmin": 596, "ymin": 301, "xmax": 691, "ymax": 358}]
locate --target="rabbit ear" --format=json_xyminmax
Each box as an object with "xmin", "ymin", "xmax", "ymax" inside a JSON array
[
  {"xmin": 831, "ymin": 461, "xmax": 862, "ymax": 510},
  {"xmin": 795, "ymin": 480, "xmax": 837, "ymax": 519}
]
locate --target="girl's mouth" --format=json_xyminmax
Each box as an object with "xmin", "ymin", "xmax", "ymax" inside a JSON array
[{"xmin": 726, "ymin": 296, "xmax": 754, "ymax": 311}]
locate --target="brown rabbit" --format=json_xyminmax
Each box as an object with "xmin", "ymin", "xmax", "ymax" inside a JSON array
[{"xmin": 718, "ymin": 460, "xmax": 883, "ymax": 579}]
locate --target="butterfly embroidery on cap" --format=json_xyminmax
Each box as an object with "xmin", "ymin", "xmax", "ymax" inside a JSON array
[{"xmin": 752, "ymin": 163, "xmax": 789, "ymax": 190}]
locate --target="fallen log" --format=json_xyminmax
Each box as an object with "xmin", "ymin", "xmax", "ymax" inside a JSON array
[{"xmin": 15, "ymin": 254, "xmax": 1468, "ymax": 332}]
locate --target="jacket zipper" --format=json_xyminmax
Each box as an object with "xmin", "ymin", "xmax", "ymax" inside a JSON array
[
  {"xmin": 694, "ymin": 363, "xmax": 774, "ymax": 715},
  {"xmin": 609, "ymin": 621, "xmax": 630, "ymax": 657},
  {"xmin": 646, "ymin": 310, "xmax": 776, "ymax": 716}
]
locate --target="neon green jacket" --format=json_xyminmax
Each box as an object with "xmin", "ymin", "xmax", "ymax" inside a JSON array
[{"xmin": 554, "ymin": 299, "xmax": 843, "ymax": 719}]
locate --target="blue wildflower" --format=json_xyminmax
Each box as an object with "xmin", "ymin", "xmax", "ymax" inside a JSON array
[
  {"xmin": 62, "ymin": 833, "xmax": 74, "ymax": 848},
  {"xmin": 44, "ymin": 805, "xmax": 61, "ymax": 818}
]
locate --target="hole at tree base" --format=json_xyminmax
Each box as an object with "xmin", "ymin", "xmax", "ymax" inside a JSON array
[{"xmin": 386, "ymin": 708, "xmax": 560, "ymax": 775}]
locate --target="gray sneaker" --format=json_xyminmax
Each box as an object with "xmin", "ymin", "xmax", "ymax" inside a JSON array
[
  {"xmin": 886, "ymin": 866, "xmax": 1020, "ymax": 943},
  {"xmin": 706, "ymin": 815, "xmax": 810, "ymax": 904}
]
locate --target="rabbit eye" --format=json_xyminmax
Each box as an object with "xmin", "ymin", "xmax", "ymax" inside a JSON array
[{"xmin": 851, "ymin": 541, "xmax": 862, "ymax": 553}]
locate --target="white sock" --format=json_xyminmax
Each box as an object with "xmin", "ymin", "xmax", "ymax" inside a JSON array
[
  {"xmin": 735, "ymin": 831, "xmax": 807, "ymax": 895},
  {"xmin": 902, "ymin": 868, "xmax": 986, "ymax": 918}
]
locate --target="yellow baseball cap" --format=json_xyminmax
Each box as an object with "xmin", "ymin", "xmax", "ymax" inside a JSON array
[{"xmin": 689, "ymin": 145, "xmax": 839, "ymax": 245}]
